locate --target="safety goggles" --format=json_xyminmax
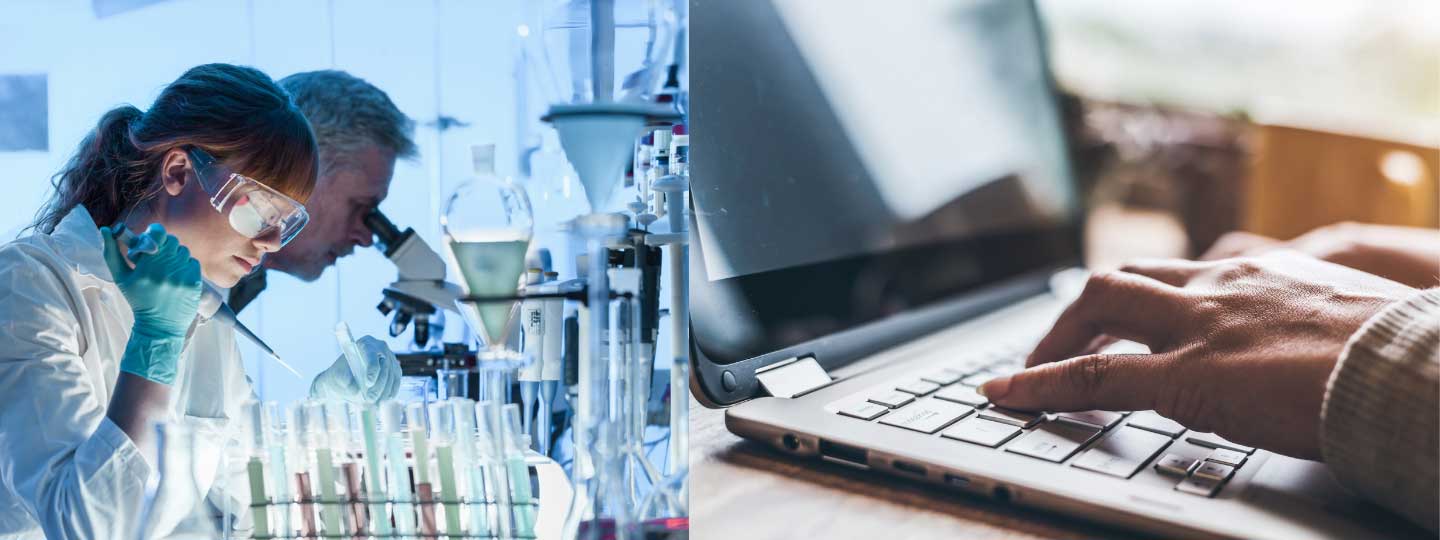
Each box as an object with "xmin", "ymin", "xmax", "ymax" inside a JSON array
[{"xmin": 186, "ymin": 147, "xmax": 309, "ymax": 247}]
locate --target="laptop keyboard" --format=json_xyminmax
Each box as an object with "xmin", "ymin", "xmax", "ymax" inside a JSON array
[{"xmin": 831, "ymin": 345, "xmax": 1254, "ymax": 497}]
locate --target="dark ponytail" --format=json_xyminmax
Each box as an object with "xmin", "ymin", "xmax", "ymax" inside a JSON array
[
  {"xmin": 32, "ymin": 106, "xmax": 151, "ymax": 233},
  {"xmin": 31, "ymin": 63, "xmax": 318, "ymax": 234}
]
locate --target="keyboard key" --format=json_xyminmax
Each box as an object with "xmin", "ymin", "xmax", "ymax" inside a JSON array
[
  {"xmin": 920, "ymin": 369, "xmax": 963, "ymax": 386},
  {"xmin": 837, "ymin": 401, "xmax": 889, "ymax": 421},
  {"xmin": 941, "ymin": 417, "xmax": 1022, "ymax": 447},
  {"xmin": 979, "ymin": 407, "xmax": 1042, "ymax": 428},
  {"xmin": 1054, "ymin": 410, "xmax": 1124, "ymax": 430},
  {"xmin": 1006, "ymin": 421, "xmax": 1101, "ymax": 463},
  {"xmin": 960, "ymin": 371, "xmax": 999, "ymax": 387},
  {"xmin": 951, "ymin": 357, "xmax": 989, "ymax": 373},
  {"xmin": 1175, "ymin": 474, "xmax": 1223, "ymax": 497},
  {"xmin": 895, "ymin": 380, "xmax": 940, "ymax": 396},
  {"xmin": 933, "ymin": 385, "xmax": 988, "ymax": 407},
  {"xmin": 1126, "ymin": 411, "xmax": 1186, "ymax": 437},
  {"xmin": 1071, "ymin": 427, "xmax": 1172, "ymax": 479},
  {"xmin": 1186, "ymin": 433, "xmax": 1255, "ymax": 454},
  {"xmin": 869, "ymin": 391, "xmax": 915, "ymax": 409},
  {"xmin": 1192, "ymin": 462, "xmax": 1235, "ymax": 482},
  {"xmin": 1154, "ymin": 453, "xmax": 1199, "ymax": 477},
  {"xmin": 987, "ymin": 363, "xmax": 1021, "ymax": 376},
  {"xmin": 1204, "ymin": 448, "xmax": 1247, "ymax": 467},
  {"xmin": 878, "ymin": 399, "xmax": 973, "ymax": 434}
]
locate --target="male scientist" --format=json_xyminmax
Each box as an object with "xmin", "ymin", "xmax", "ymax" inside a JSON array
[{"xmin": 228, "ymin": 69, "xmax": 419, "ymax": 400}]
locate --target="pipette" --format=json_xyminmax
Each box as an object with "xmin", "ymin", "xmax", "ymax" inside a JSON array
[
  {"xmin": 113, "ymin": 224, "xmax": 303, "ymax": 380},
  {"xmin": 334, "ymin": 322, "xmax": 369, "ymax": 389}
]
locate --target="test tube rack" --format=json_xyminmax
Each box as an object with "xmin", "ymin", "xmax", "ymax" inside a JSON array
[{"xmin": 246, "ymin": 494, "xmax": 540, "ymax": 539}]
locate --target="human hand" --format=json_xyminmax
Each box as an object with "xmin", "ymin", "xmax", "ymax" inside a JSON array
[
  {"xmin": 979, "ymin": 251, "xmax": 1416, "ymax": 459},
  {"xmin": 101, "ymin": 223, "xmax": 204, "ymax": 341},
  {"xmin": 309, "ymin": 335, "xmax": 402, "ymax": 403},
  {"xmin": 1203, "ymin": 223, "xmax": 1440, "ymax": 289},
  {"xmin": 101, "ymin": 223, "xmax": 203, "ymax": 386}
]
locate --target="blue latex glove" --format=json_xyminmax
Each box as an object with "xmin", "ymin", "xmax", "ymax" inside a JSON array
[
  {"xmin": 100, "ymin": 223, "xmax": 203, "ymax": 385},
  {"xmin": 309, "ymin": 336, "xmax": 402, "ymax": 403}
]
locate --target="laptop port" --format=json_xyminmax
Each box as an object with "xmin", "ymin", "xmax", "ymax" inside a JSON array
[
  {"xmin": 818, "ymin": 440, "xmax": 868, "ymax": 469},
  {"xmin": 893, "ymin": 460, "xmax": 926, "ymax": 476},
  {"xmin": 993, "ymin": 485, "xmax": 1012, "ymax": 503},
  {"xmin": 782, "ymin": 433, "xmax": 801, "ymax": 451},
  {"xmin": 943, "ymin": 473, "xmax": 970, "ymax": 488}
]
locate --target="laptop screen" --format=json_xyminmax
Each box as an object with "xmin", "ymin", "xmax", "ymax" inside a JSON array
[{"xmin": 690, "ymin": 0, "xmax": 1081, "ymax": 366}]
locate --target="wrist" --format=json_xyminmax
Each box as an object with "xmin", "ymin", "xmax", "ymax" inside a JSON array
[
  {"xmin": 129, "ymin": 320, "xmax": 188, "ymax": 343},
  {"xmin": 120, "ymin": 331, "xmax": 186, "ymax": 385}
]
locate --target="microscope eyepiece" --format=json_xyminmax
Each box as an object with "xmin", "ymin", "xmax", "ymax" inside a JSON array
[{"xmin": 364, "ymin": 208, "xmax": 402, "ymax": 241}]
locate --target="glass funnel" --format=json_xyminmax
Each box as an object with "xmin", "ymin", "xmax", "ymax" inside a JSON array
[{"xmin": 442, "ymin": 148, "xmax": 536, "ymax": 358}]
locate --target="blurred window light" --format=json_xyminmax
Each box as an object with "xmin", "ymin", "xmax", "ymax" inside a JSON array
[
  {"xmin": 1380, "ymin": 150, "xmax": 1426, "ymax": 187},
  {"xmin": 0, "ymin": 74, "xmax": 47, "ymax": 152},
  {"xmin": 1038, "ymin": 0, "xmax": 1439, "ymax": 145}
]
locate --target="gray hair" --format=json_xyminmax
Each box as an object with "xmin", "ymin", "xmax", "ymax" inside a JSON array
[{"xmin": 279, "ymin": 70, "xmax": 418, "ymax": 171}]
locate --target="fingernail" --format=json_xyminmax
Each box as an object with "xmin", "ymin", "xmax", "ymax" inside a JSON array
[{"xmin": 979, "ymin": 376, "xmax": 1011, "ymax": 401}]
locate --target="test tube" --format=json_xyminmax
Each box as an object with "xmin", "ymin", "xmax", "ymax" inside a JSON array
[
  {"xmin": 242, "ymin": 400, "xmax": 272, "ymax": 538},
  {"xmin": 405, "ymin": 402, "xmax": 438, "ymax": 537},
  {"xmin": 382, "ymin": 402, "xmax": 418, "ymax": 536},
  {"xmin": 478, "ymin": 401, "xmax": 516, "ymax": 538},
  {"xmin": 359, "ymin": 405, "xmax": 391, "ymax": 538},
  {"xmin": 429, "ymin": 402, "xmax": 463, "ymax": 537},
  {"xmin": 502, "ymin": 403, "xmax": 537, "ymax": 536},
  {"xmin": 450, "ymin": 398, "xmax": 490, "ymax": 537},
  {"xmin": 305, "ymin": 401, "xmax": 344, "ymax": 536},
  {"xmin": 330, "ymin": 402, "xmax": 367, "ymax": 535},
  {"xmin": 263, "ymin": 402, "xmax": 292, "ymax": 537},
  {"xmin": 287, "ymin": 403, "xmax": 318, "ymax": 538}
]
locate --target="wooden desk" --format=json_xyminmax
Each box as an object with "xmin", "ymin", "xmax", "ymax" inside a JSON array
[{"xmin": 689, "ymin": 399, "xmax": 1150, "ymax": 540}]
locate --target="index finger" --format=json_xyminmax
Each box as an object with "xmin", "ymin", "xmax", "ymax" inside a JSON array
[
  {"xmin": 1027, "ymin": 270, "xmax": 1186, "ymax": 368},
  {"xmin": 984, "ymin": 352, "xmax": 1173, "ymax": 413}
]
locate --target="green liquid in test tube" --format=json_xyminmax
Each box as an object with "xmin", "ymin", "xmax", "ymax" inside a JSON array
[
  {"xmin": 430, "ymin": 402, "xmax": 463, "ymax": 537},
  {"xmin": 382, "ymin": 402, "xmax": 417, "ymax": 536},
  {"xmin": 305, "ymin": 401, "xmax": 343, "ymax": 536},
  {"xmin": 450, "ymin": 398, "xmax": 490, "ymax": 537},
  {"xmin": 242, "ymin": 400, "xmax": 271, "ymax": 538},
  {"xmin": 359, "ymin": 405, "xmax": 392, "ymax": 537},
  {"xmin": 502, "ymin": 403, "xmax": 537, "ymax": 535}
]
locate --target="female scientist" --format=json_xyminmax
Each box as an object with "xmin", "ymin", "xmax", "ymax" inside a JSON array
[{"xmin": 0, "ymin": 63, "xmax": 400, "ymax": 539}]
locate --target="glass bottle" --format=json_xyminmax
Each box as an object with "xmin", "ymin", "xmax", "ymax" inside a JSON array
[{"xmin": 133, "ymin": 422, "xmax": 222, "ymax": 540}]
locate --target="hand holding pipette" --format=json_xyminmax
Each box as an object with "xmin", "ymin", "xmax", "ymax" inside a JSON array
[
  {"xmin": 109, "ymin": 223, "xmax": 304, "ymax": 380},
  {"xmin": 311, "ymin": 326, "xmax": 402, "ymax": 403}
]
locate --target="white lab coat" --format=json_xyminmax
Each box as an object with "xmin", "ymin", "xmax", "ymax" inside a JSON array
[{"xmin": 0, "ymin": 206, "xmax": 256, "ymax": 539}]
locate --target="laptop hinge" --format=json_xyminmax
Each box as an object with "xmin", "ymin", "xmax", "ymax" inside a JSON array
[{"xmin": 756, "ymin": 356, "xmax": 833, "ymax": 398}]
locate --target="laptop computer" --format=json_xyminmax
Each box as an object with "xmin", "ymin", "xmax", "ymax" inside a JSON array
[{"xmin": 685, "ymin": 1, "xmax": 1430, "ymax": 538}]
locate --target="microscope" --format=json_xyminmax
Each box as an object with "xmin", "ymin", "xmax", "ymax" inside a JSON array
[{"xmin": 363, "ymin": 208, "xmax": 465, "ymax": 348}]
